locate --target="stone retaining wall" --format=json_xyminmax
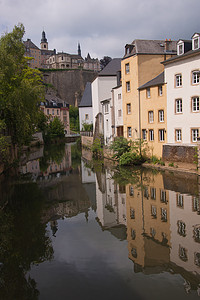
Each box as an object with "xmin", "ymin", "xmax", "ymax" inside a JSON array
[
  {"xmin": 163, "ymin": 144, "xmax": 196, "ymax": 164},
  {"xmin": 81, "ymin": 136, "xmax": 93, "ymax": 149}
]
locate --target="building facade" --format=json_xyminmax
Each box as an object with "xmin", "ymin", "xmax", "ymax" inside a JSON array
[
  {"xmin": 163, "ymin": 33, "xmax": 200, "ymax": 145},
  {"xmin": 121, "ymin": 39, "xmax": 177, "ymax": 141}
]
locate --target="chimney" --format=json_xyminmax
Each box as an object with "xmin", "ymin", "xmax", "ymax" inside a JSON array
[{"xmin": 165, "ymin": 39, "xmax": 172, "ymax": 52}]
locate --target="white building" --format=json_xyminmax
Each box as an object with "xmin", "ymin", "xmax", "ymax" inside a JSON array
[
  {"xmin": 91, "ymin": 58, "xmax": 121, "ymax": 144},
  {"xmin": 163, "ymin": 33, "xmax": 200, "ymax": 145},
  {"xmin": 79, "ymin": 82, "xmax": 93, "ymax": 131},
  {"xmin": 112, "ymin": 85, "xmax": 123, "ymax": 137}
]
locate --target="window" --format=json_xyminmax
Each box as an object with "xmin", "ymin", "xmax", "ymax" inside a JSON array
[
  {"xmin": 158, "ymin": 86, "xmax": 163, "ymax": 96},
  {"xmin": 146, "ymin": 88, "xmax": 151, "ymax": 98},
  {"xmin": 125, "ymin": 63, "xmax": 130, "ymax": 74},
  {"xmin": 175, "ymin": 129, "xmax": 182, "ymax": 142},
  {"xmin": 144, "ymin": 187, "xmax": 149, "ymax": 199},
  {"xmin": 118, "ymin": 109, "xmax": 122, "ymax": 117},
  {"xmin": 191, "ymin": 129, "xmax": 199, "ymax": 142},
  {"xmin": 192, "ymin": 71, "xmax": 200, "ymax": 84},
  {"xmin": 175, "ymin": 74, "xmax": 182, "ymax": 87},
  {"xmin": 127, "ymin": 103, "xmax": 131, "ymax": 114},
  {"xmin": 85, "ymin": 114, "xmax": 89, "ymax": 120},
  {"xmin": 175, "ymin": 99, "xmax": 182, "ymax": 113},
  {"xmin": 177, "ymin": 193, "xmax": 184, "ymax": 208},
  {"xmin": 130, "ymin": 208, "xmax": 135, "ymax": 219},
  {"xmin": 179, "ymin": 245, "xmax": 188, "ymax": 262},
  {"xmin": 193, "ymin": 226, "xmax": 200, "ymax": 243},
  {"xmin": 158, "ymin": 110, "xmax": 164, "ymax": 122},
  {"xmin": 47, "ymin": 109, "xmax": 49, "ymax": 115},
  {"xmin": 57, "ymin": 109, "xmax": 59, "ymax": 115},
  {"xmin": 148, "ymin": 111, "xmax": 154, "ymax": 123},
  {"xmin": 150, "ymin": 187, "xmax": 156, "ymax": 200},
  {"xmin": 159, "ymin": 129, "xmax": 165, "ymax": 142},
  {"xmin": 192, "ymin": 97, "xmax": 199, "ymax": 112},
  {"xmin": 161, "ymin": 208, "xmax": 167, "ymax": 222},
  {"xmin": 127, "ymin": 127, "xmax": 132, "ymax": 137},
  {"xmin": 160, "ymin": 189, "xmax": 167, "ymax": 203},
  {"xmin": 142, "ymin": 129, "xmax": 147, "ymax": 141},
  {"xmin": 150, "ymin": 228, "xmax": 156, "ymax": 238},
  {"xmin": 131, "ymin": 229, "xmax": 136, "ymax": 240},
  {"xmin": 194, "ymin": 252, "xmax": 200, "ymax": 267},
  {"xmin": 177, "ymin": 220, "xmax": 186, "ymax": 237},
  {"xmin": 118, "ymin": 93, "xmax": 121, "ymax": 100},
  {"xmin": 52, "ymin": 109, "xmax": 54, "ymax": 115},
  {"xmin": 104, "ymin": 103, "xmax": 109, "ymax": 114},
  {"xmin": 149, "ymin": 130, "xmax": 154, "ymax": 141},
  {"xmin": 126, "ymin": 81, "xmax": 130, "ymax": 92},
  {"xmin": 192, "ymin": 196, "xmax": 200, "ymax": 213},
  {"xmin": 129, "ymin": 186, "xmax": 134, "ymax": 196},
  {"xmin": 194, "ymin": 38, "xmax": 199, "ymax": 50},
  {"xmin": 178, "ymin": 44, "xmax": 183, "ymax": 55},
  {"xmin": 151, "ymin": 205, "xmax": 157, "ymax": 218}
]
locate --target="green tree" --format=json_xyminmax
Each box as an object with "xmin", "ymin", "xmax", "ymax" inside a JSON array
[
  {"xmin": 0, "ymin": 24, "xmax": 45, "ymax": 151},
  {"xmin": 69, "ymin": 105, "xmax": 79, "ymax": 132},
  {"xmin": 48, "ymin": 116, "xmax": 65, "ymax": 138}
]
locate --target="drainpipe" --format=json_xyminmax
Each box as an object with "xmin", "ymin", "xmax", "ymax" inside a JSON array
[{"xmin": 138, "ymin": 89, "xmax": 141, "ymax": 155}]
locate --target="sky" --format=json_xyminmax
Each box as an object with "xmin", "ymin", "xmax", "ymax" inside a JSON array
[{"xmin": 0, "ymin": 0, "xmax": 200, "ymax": 59}]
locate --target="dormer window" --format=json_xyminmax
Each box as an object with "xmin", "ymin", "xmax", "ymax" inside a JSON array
[
  {"xmin": 178, "ymin": 44, "xmax": 183, "ymax": 55},
  {"xmin": 192, "ymin": 33, "xmax": 200, "ymax": 50}
]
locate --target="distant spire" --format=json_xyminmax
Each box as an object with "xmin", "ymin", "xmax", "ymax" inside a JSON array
[
  {"xmin": 41, "ymin": 30, "xmax": 47, "ymax": 43},
  {"xmin": 78, "ymin": 42, "xmax": 81, "ymax": 57}
]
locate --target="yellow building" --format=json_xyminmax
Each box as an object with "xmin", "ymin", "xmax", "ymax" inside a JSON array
[
  {"xmin": 121, "ymin": 39, "xmax": 176, "ymax": 141},
  {"xmin": 139, "ymin": 72, "xmax": 167, "ymax": 158},
  {"xmin": 126, "ymin": 170, "xmax": 170, "ymax": 272}
]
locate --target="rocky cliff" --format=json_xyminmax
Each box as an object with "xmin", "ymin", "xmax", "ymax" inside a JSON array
[{"xmin": 42, "ymin": 69, "xmax": 98, "ymax": 106}]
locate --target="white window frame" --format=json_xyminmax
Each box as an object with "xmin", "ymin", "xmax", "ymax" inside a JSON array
[
  {"xmin": 158, "ymin": 110, "xmax": 164, "ymax": 122},
  {"xmin": 159, "ymin": 129, "xmax": 165, "ymax": 142},
  {"xmin": 147, "ymin": 88, "xmax": 151, "ymax": 98},
  {"xmin": 193, "ymin": 37, "xmax": 199, "ymax": 50},
  {"xmin": 158, "ymin": 85, "xmax": 163, "ymax": 96},
  {"xmin": 85, "ymin": 114, "xmax": 89, "ymax": 120},
  {"xmin": 118, "ymin": 93, "xmax": 121, "ymax": 100},
  {"xmin": 126, "ymin": 81, "xmax": 130, "ymax": 92},
  {"xmin": 142, "ymin": 129, "xmax": 147, "ymax": 141},
  {"xmin": 125, "ymin": 63, "xmax": 130, "ymax": 74},
  {"xmin": 191, "ymin": 128, "xmax": 199, "ymax": 142},
  {"xmin": 175, "ymin": 129, "xmax": 182, "ymax": 142},
  {"xmin": 127, "ymin": 103, "xmax": 131, "ymax": 114},
  {"xmin": 178, "ymin": 43, "xmax": 184, "ymax": 55},
  {"xmin": 192, "ymin": 97, "xmax": 199, "ymax": 112},
  {"xmin": 175, "ymin": 99, "xmax": 182, "ymax": 113},
  {"xmin": 175, "ymin": 74, "xmax": 182, "ymax": 87},
  {"xmin": 104, "ymin": 103, "xmax": 109, "ymax": 114},
  {"xmin": 148, "ymin": 111, "xmax": 154, "ymax": 123},
  {"xmin": 127, "ymin": 127, "xmax": 132, "ymax": 138},
  {"xmin": 149, "ymin": 129, "xmax": 154, "ymax": 141},
  {"xmin": 192, "ymin": 71, "xmax": 200, "ymax": 84}
]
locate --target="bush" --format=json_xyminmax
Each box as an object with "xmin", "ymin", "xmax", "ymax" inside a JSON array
[
  {"xmin": 110, "ymin": 137, "xmax": 131, "ymax": 160},
  {"xmin": 119, "ymin": 152, "xmax": 143, "ymax": 166},
  {"xmin": 48, "ymin": 117, "xmax": 65, "ymax": 138},
  {"xmin": 82, "ymin": 122, "xmax": 93, "ymax": 131},
  {"xmin": 91, "ymin": 138, "xmax": 103, "ymax": 159}
]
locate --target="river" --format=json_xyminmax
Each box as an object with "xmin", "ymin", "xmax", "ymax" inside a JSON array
[{"xmin": 0, "ymin": 142, "xmax": 200, "ymax": 300}]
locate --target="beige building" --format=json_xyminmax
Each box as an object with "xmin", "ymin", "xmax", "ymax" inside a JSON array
[
  {"xmin": 139, "ymin": 72, "xmax": 167, "ymax": 158},
  {"xmin": 24, "ymin": 38, "xmax": 41, "ymax": 69},
  {"xmin": 121, "ymin": 39, "xmax": 177, "ymax": 142},
  {"xmin": 126, "ymin": 171, "xmax": 170, "ymax": 271}
]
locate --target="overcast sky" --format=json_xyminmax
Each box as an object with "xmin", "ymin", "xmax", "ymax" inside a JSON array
[{"xmin": 0, "ymin": 0, "xmax": 200, "ymax": 59}]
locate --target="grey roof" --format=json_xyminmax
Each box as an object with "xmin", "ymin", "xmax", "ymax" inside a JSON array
[
  {"xmin": 162, "ymin": 48, "xmax": 200, "ymax": 65},
  {"xmin": 124, "ymin": 39, "xmax": 177, "ymax": 58},
  {"xmin": 79, "ymin": 82, "xmax": 92, "ymax": 107},
  {"xmin": 24, "ymin": 39, "xmax": 40, "ymax": 50},
  {"xmin": 138, "ymin": 72, "xmax": 164, "ymax": 90},
  {"xmin": 99, "ymin": 58, "xmax": 121, "ymax": 76}
]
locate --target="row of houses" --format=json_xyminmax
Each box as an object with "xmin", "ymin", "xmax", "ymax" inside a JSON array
[
  {"xmin": 79, "ymin": 32, "xmax": 200, "ymax": 159},
  {"xmin": 24, "ymin": 30, "xmax": 100, "ymax": 71}
]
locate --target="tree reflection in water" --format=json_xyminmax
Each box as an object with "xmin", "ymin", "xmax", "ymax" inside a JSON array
[{"xmin": 0, "ymin": 182, "xmax": 53, "ymax": 300}]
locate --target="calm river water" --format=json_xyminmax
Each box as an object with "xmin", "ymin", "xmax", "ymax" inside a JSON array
[{"xmin": 0, "ymin": 142, "xmax": 200, "ymax": 300}]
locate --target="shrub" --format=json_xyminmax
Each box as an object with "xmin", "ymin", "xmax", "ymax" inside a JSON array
[
  {"xmin": 110, "ymin": 137, "xmax": 131, "ymax": 160},
  {"xmin": 119, "ymin": 152, "xmax": 143, "ymax": 166},
  {"xmin": 91, "ymin": 138, "xmax": 103, "ymax": 159}
]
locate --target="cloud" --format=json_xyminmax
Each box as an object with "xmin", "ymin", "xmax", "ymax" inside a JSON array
[{"xmin": 0, "ymin": 0, "xmax": 200, "ymax": 58}]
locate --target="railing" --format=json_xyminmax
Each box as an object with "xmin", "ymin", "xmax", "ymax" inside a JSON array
[{"xmin": 80, "ymin": 131, "xmax": 93, "ymax": 137}]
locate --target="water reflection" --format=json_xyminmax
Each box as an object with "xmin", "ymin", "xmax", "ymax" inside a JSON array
[{"xmin": 0, "ymin": 144, "xmax": 200, "ymax": 299}]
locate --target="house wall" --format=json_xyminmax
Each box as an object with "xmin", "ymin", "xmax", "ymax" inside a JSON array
[
  {"xmin": 165, "ymin": 54, "xmax": 200, "ymax": 144},
  {"xmin": 79, "ymin": 106, "xmax": 93, "ymax": 131},
  {"xmin": 140, "ymin": 84, "xmax": 167, "ymax": 158},
  {"xmin": 113, "ymin": 86, "xmax": 123, "ymax": 131},
  {"xmin": 122, "ymin": 54, "xmax": 174, "ymax": 141}
]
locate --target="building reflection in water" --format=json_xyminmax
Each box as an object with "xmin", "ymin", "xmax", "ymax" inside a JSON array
[{"xmin": 93, "ymin": 165, "xmax": 200, "ymax": 295}]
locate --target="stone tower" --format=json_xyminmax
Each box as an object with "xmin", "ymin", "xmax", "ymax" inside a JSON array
[
  {"xmin": 78, "ymin": 42, "xmax": 81, "ymax": 57},
  {"xmin": 40, "ymin": 30, "xmax": 48, "ymax": 50}
]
